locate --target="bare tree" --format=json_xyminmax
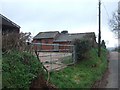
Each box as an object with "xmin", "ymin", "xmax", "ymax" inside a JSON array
[
  {"xmin": 2, "ymin": 32, "xmax": 32, "ymax": 53},
  {"xmin": 109, "ymin": 2, "xmax": 120, "ymax": 39},
  {"xmin": 18, "ymin": 32, "xmax": 32, "ymax": 51}
]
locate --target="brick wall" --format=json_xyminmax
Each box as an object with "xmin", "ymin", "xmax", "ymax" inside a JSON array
[
  {"xmin": 54, "ymin": 42, "xmax": 72, "ymax": 52},
  {"xmin": 33, "ymin": 38, "xmax": 54, "ymax": 51},
  {"xmin": 41, "ymin": 39, "xmax": 53, "ymax": 51}
]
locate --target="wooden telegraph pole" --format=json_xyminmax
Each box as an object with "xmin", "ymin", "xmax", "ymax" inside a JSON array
[{"xmin": 98, "ymin": 0, "xmax": 101, "ymax": 57}]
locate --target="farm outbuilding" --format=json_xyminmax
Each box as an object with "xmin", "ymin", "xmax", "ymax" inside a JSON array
[
  {"xmin": 0, "ymin": 14, "xmax": 20, "ymax": 35},
  {"xmin": 33, "ymin": 31, "xmax": 97, "ymax": 52}
]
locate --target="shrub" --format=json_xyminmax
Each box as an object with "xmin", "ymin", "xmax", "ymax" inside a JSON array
[
  {"xmin": 2, "ymin": 50, "xmax": 44, "ymax": 88},
  {"xmin": 101, "ymin": 40, "xmax": 106, "ymax": 49},
  {"xmin": 73, "ymin": 39, "xmax": 92, "ymax": 62},
  {"xmin": 2, "ymin": 32, "xmax": 32, "ymax": 53}
]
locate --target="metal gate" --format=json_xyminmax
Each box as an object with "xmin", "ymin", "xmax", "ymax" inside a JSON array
[{"xmin": 32, "ymin": 43, "xmax": 75, "ymax": 72}]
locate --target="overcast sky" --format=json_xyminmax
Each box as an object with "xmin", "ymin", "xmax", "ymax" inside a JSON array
[{"xmin": 0, "ymin": 0, "xmax": 119, "ymax": 47}]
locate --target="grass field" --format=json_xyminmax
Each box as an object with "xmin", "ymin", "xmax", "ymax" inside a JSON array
[{"xmin": 49, "ymin": 48, "xmax": 108, "ymax": 88}]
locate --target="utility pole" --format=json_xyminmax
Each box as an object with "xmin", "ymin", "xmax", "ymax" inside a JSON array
[
  {"xmin": 98, "ymin": 0, "xmax": 101, "ymax": 57},
  {"xmin": 118, "ymin": 1, "xmax": 120, "ymax": 39}
]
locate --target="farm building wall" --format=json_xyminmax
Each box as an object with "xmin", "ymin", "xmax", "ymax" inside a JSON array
[
  {"xmin": 33, "ymin": 38, "xmax": 54, "ymax": 51},
  {"xmin": 41, "ymin": 39, "xmax": 54, "ymax": 51},
  {"xmin": 54, "ymin": 42, "xmax": 72, "ymax": 52}
]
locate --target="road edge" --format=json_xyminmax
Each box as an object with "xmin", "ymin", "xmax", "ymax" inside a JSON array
[{"xmin": 91, "ymin": 51, "xmax": 110, "ymax": 88}]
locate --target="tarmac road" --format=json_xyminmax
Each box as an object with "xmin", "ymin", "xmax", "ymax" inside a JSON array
[{"xmin": 106, "ymin": 51, "xmax": 119, "ymax": 88}]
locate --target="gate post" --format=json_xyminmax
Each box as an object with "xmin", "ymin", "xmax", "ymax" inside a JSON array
[{"xmin": 73, "ymin": 45, "xmax": 76, "ymax": 63}]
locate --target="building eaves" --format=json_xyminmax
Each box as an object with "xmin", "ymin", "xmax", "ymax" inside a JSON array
[{"xmin": 0, "ymin": 14, "xmax": 20, "ymax": 28}]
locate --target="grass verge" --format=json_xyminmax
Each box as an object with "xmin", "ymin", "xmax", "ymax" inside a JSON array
[{"xmin": 49, "ymin": 48, "xmax": 108, "ymax": 88}]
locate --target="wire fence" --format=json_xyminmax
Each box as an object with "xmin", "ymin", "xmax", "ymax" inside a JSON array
[{"xmin": 32, "ymin": 43, "xmax": 75, "ymax": 72}]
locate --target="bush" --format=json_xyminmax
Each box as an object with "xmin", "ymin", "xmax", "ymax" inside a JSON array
[
  {"xmin": 2, "ymin": 32, "xmax": 32, "ymax": 53},
  {"xmin": 101, "ymin": 40, "xmax": 106, "ymax": 49},
  {"xmin": 73, "ymin": 39, "xmax": 92, "ymax": 62},
  {"xmin": 2, "ymin": 50, "xmax": 44, "ymax": 89}
]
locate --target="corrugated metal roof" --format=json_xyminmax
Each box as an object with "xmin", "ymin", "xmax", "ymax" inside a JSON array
[
  {"xmin": 33, "ymin": 31, "xmax": 59, "ymax": 39},
  {"xmin": 54, "ymin": 32, "xmax": 95, "ymax": 42},
  {"xmin": 33, "ymin": 31, "xmax": 95, "ymax": 42}
]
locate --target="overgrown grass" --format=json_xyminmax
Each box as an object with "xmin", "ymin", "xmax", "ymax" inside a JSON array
[
  {"xmin": 61, "ymin": 56, "xmax": 73, "ymax": 64},
  {"xmin": 2, "ymin": 50, "xmax": 44, "ymax": 89},
  {"xmin": 49, "ymin": 48, "xmax": 108, "ymax": 88}
]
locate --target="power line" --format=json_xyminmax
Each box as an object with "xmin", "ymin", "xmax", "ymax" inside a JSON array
[{"xmin": 101, "ymin": 1, "xmax": 110, "ymax": 20}]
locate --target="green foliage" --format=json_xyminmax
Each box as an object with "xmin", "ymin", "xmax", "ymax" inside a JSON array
[
  {"xmin": 2, "ymin": 50, "xmax": 44, "ymax": 88},
  {"xmin": 73, "ymin": 39, "xmax": 91, "ymax": 61},
  {"xmin": 49, "ymin": 48, "xmax": 108, "ymax": 88},
  {"xmin": 101, "ymin": 40, "xmax": 106, "ymax": 48}
]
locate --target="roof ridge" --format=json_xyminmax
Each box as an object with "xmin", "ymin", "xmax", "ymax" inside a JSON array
[
  {"xmin": 68, "ymin": 32, "xmax": 95, "ymax": 35},
  {"xmin": 39, "ymin": 31, "xmax": 59, "ymax": 33}
]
